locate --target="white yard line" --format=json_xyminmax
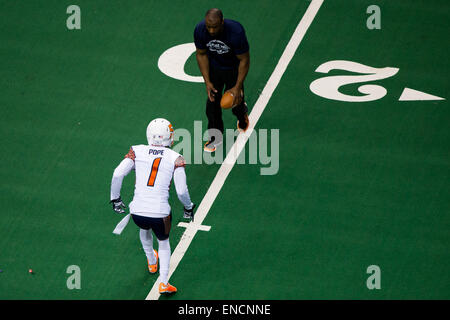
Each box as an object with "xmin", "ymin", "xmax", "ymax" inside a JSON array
[{"xmin": 146, "ymin": 0, "xmax": 324, "ymax": 300}]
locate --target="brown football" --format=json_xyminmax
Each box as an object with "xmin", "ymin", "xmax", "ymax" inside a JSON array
[{"xmin": 220, "ymin": 91, "xmax": 234, "ymax": 109}]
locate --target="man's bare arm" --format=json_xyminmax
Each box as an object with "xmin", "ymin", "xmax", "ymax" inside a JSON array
[
  {"xmin": 196, "ymin": 48, "xmax": 217, "ymax": 101},
  {"xmin": 227, "ymin": 51, "xmax": 250, "ymax": 105}
]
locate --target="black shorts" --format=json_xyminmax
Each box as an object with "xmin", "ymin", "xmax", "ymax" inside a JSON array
[
  {"xmin": 206, "ymin": 66, "xmax": 248, "ymax": 133},
  {"xmin": 131, "ymin": 213, "xmax": 172, "ymax": 241}
]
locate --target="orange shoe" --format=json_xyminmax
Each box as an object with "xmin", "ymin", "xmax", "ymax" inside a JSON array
[
  {"xmin": 204, "ymin": 138, "xmax": 222, "ymax": 153},
  {"xmin": 159, "ymin": 282, "xmax": 177, "ymax": 294},
  {"xmin": 147, "ymin": 250, "xmax": 158, "ymax": 274},
  {"xmin": 204, "ymin": 140, "xmax": 216, "ymax": 153}
]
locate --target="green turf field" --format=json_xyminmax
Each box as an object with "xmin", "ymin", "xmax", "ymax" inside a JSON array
[{"xmin": 0, "ymin": 0, "xmax": 449, "ymax": 300}]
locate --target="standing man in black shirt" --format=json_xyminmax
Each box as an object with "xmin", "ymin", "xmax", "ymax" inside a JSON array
[{"xmin": 194, "ymin": 8, "xmax": 250, "ymax": 152}]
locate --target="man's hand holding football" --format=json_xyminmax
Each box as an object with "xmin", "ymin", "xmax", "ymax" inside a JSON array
[{"xmin": 226, "ymin": 86, "xmax": 243, "ymax": 106}]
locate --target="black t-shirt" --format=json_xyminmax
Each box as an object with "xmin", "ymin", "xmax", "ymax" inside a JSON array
[{"xmin": 194, "ymin": 19, "xmax": 249, "ymax": 70}]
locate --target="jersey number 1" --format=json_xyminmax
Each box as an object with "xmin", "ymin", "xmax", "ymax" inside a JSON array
[{"xmin": 147, "ymin": 158, "xmax": 162, "ymax": 187}]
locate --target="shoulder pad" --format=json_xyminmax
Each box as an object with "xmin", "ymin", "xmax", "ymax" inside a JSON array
[
  {"xmin": 124, "ymin": 147, "xmax": 136, "ymax": 161},
  {"xmin": 174, "ymin": 156, "xmax": 186, "ymax": 169}
]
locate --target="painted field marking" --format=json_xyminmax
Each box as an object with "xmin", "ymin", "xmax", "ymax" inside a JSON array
[{"xmin": 177, "ymin": 222, "xmax": 211, "ymax": 232}]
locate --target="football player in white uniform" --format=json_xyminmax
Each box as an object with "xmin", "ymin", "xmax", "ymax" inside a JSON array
[{"xmin": 110, "ymin": 118, "xmax": 195, "ymax": 294}]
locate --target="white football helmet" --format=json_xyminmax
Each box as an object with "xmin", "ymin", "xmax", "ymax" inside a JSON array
[{"xmin": 146, "ymin": 118, "xmax": 174, "ymax": 147}]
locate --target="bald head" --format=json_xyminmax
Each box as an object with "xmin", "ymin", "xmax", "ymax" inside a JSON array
[
  {"xmin": 205, "ymin": 8, "xmax": 224, "ymax": 37},
  {"xmin": 205, "ymin": 8, "xmax": 223, "ymax": 21}
]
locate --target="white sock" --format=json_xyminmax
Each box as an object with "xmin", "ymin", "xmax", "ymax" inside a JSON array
[
  {"xmin": 139, "ymin": 229, "xmax": 156, "ymax": 264},
  {"xmin": 158, "ymin": 238, "xmax": 171, "ymax": 284}
]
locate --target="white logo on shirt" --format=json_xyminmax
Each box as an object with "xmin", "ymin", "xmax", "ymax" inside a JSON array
[{"xmin": 206, "ymin": 40, "xmax": 230, "ymax": 54}]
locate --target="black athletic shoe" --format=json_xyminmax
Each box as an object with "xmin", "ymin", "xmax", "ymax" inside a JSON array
[{"xmin": 237, "ymin": 113, "xmax": 249, "ymax": 132}]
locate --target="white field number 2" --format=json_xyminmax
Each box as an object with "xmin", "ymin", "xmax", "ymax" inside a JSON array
[{"xmin": 309, "ymin": 60, "xmax": 399, "ymax": 102}]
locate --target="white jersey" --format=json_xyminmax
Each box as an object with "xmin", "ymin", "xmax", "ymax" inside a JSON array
[
  {"xmin": 110, "ymin": 144, "xmax": 193, "ymax": 220},
  {"xmin": 128, "ymin": 145, "xmax": 181, "ymax": 217}
]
